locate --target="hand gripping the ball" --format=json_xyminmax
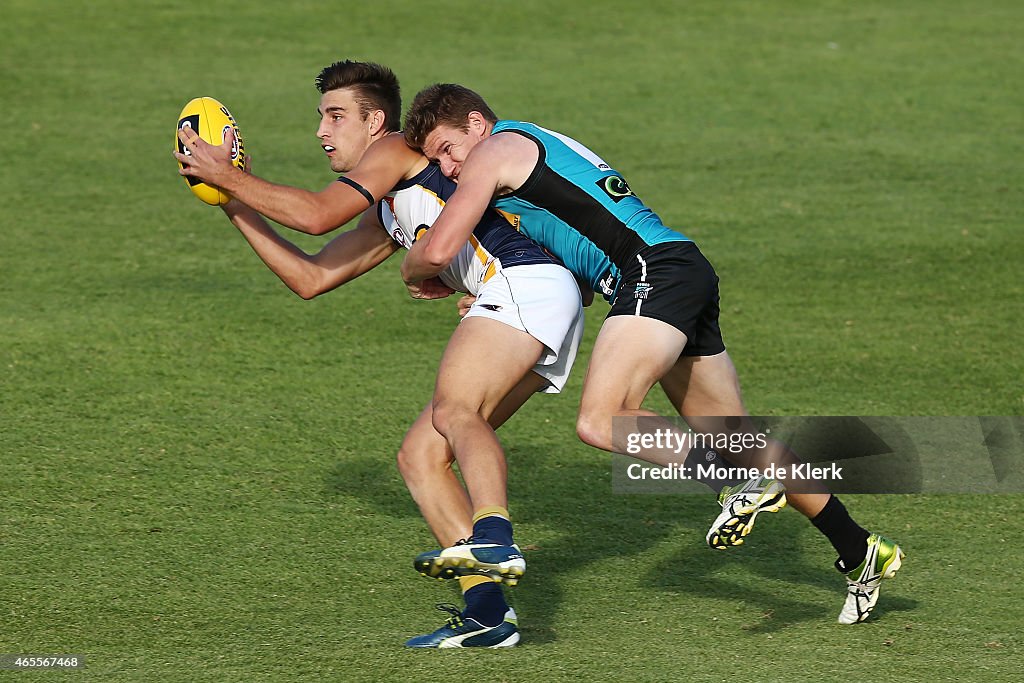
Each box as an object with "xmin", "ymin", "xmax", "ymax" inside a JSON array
[
  {"xmin": 174, "ymin": 97, "xmax": 246, "ymax": 205},
  {"xmin": 175, "ymin": 126, "xmax": 242, "ymax": 190}
]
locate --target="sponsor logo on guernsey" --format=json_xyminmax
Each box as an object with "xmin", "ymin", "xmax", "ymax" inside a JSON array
[{"xmin": 596, "ymin": 175, "xmax": 636, "ymax": 203}]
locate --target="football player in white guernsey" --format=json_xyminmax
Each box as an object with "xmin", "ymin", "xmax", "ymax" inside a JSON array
[{"xmin": 175, "ymin": 61, "xmax": 585, "ymax": 647}]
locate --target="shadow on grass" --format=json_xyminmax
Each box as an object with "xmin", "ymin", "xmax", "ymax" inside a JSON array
[
  {"xmin": 643, "ymin": 510, "xmax": 917, "ymax": 632},
  {"xmin": 323, "ymin": 443, "xmax": 916, "ymax": 641},
  {"xmin": 324, "ymin": 453, "xmax": 421, "ymax": 519}
]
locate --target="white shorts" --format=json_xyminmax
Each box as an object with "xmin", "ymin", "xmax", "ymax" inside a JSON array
[{"xmin": 463, "ymin": 263, "xmax": 584, "ymax": 393}]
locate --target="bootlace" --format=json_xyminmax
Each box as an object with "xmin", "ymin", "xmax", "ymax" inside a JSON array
[
  {"xmin": 436, "ymin": 603, "xmax": 465, "ymax": 628},
  {"xmin": 847, "ymin": 582, "xmax": 873, "ymax": 599}
]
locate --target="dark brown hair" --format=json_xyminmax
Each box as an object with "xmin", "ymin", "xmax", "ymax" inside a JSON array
[
  {"xmin": 315, "ymin": 60, "xmax": 401, "ymax": 133},
  {"xmin": 404, "ymin": 83, "xmax": 498, "ymax": 149}
]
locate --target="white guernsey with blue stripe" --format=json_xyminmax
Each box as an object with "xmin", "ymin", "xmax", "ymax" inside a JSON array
[{"xmin": 378, "ymin": 162, "xmax": 549, "ymax": 295}]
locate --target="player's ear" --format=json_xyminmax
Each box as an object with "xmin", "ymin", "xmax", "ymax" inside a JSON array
[
  {"xmin": 368, "ymin": 109, "xmax": 387, "ymax": 136},
  {"xmin": 467, "ymin": 111, "xmax": 487, "ymax": 136}
]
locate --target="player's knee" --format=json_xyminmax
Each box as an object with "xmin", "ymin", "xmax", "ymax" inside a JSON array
[
  {"xmin": 430, "ymin": 400, "xmax": 452, "ymax": 437},
  {"xmin": 576, "ymin": 410, "xmax": 612, "ymax": 451},
  {"xmin": 430, "ymin": 398, "xmax": 474, "ymax": 438},
  {"xmin": 395, "ymin": 428, "xmax": 448, "ymax": 478},
  {"xmin": 395, "ymin": 440, "xmax": 448, "ymax": 485},
  {"xmin": 395, "ymin": 445, "xmax": 418, "ymax": 482}
]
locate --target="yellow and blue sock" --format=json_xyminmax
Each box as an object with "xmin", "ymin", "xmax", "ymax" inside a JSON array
[
  {"xmin": 459, "ymin": 575, "xmax": 507, "ymax": 627},
  {"xmin": 471, "ymin": 506, "xmax": 514, "ymax": 546}
]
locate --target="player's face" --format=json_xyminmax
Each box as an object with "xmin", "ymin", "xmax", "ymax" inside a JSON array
[
  {"xmin": 316, "ymin": 88, "xmax": 376, "ymax": 173},
  {"xmin": 422, "ymin": 123, "xmax": 484, "ymax": 181}
]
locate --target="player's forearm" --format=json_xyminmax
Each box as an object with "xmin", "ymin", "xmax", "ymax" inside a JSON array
[
  {"xmin": 401, "ymin": 232, "xmax": 449, "ymax": 283},
  {"xmin": 223, "ymin": 205, "xmax": 328, "ymax": 299},
  {"xmin": 220, "ymin": 170, "xmax": 339, "ymax": 236},
  {"xmin": 401, "ymin": 179, "xmax": 491, "ymax": 283}
]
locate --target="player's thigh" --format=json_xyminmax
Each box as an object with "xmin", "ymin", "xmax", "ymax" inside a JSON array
[
  {"xmin": 580, "ymin": 315, "xmax": 688, "ymax": 414},
  {"xmin": 434, "ymin": 316, "xmax": 545, "ymax": 415},
  {"xmin": 659, "ymin": 350, "xmax": 747, "ymax": 420}
]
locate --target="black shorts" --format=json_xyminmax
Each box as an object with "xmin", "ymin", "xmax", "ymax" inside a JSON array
[{"xmin": 606, "ymin": 241, "xmax": 725, "ymax": 357}]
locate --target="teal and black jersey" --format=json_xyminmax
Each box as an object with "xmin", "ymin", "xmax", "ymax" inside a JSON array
[{"xmin": 491, "ymin": 120, "xmax": 690, "ymax": 302}]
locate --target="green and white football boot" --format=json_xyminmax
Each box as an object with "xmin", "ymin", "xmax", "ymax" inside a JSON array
[
  {"xmin": 706, "ymin": 475, "xmax": 787, "ymax": 549},
  {"xmin": 838, "ymin": 533, "xmax": 905, "ymax": 624}
]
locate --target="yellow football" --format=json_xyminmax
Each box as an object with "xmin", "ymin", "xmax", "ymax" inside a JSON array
[{"xmin": 176, "ymin": 97, "xmax": 246, "ymax": 205}]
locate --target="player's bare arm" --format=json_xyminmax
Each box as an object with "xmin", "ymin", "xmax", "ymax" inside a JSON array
[
  {"xmin": 176, "ymin": 131, "xmax": 422, "ymax": 236},
  {"xmin": 346, "ymin": 133, "xmax": 428, "ymax": 198},
  {"xmin": 399, "ymin": 172, "xmax": 493, "ymax": 284},
  {"xmin": 176, "ymin": 126, "xmax": 361, "ymax": 235},
  {"xmin": 400, "ymin": 133, "xmax": 537, "ymax": 284},
  {"xmin": 222, "ymin": 199, "xmax": 399, "ymax": 299}
]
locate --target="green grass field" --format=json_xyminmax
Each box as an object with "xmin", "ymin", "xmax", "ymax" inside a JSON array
[{"xmin": 2, "ymin": 1, "xmax": 1022, "ymax": 680}]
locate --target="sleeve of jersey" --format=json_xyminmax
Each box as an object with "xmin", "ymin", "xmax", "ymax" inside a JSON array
[{"xmin": 375, "ymin": 199, "xmax": 395, "ymax": 238}]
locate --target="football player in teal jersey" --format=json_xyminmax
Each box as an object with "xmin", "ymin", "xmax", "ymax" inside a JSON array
[{"xmin": 401, "ymin": 83, "xmax": 904, "ymax": 625}]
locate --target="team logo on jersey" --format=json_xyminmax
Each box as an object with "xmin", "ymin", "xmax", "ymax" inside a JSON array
[
  {"xmin": 634, "ymin": 281, "xmax": 653, "ymax": 300},
  {"xmin": 596, "ymin": 175, "xmax": 636, "ymax": 202},
  {"xmin": 390, "ymin": 228, "xmax": 410, "ymax": 247}
]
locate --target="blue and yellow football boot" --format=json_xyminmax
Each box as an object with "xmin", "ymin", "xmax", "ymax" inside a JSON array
[
  {"xmin": 404, "ymin": 605, "xmax": 520, "ymax": 648},
  {"xmin": 414, "ymin": 537, "xmax": 526, "ymax": 587}
]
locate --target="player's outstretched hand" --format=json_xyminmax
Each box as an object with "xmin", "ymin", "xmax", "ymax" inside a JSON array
[{"xmin": 406, "ymin": 277, "xmax": 456, "ymax": 300}]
